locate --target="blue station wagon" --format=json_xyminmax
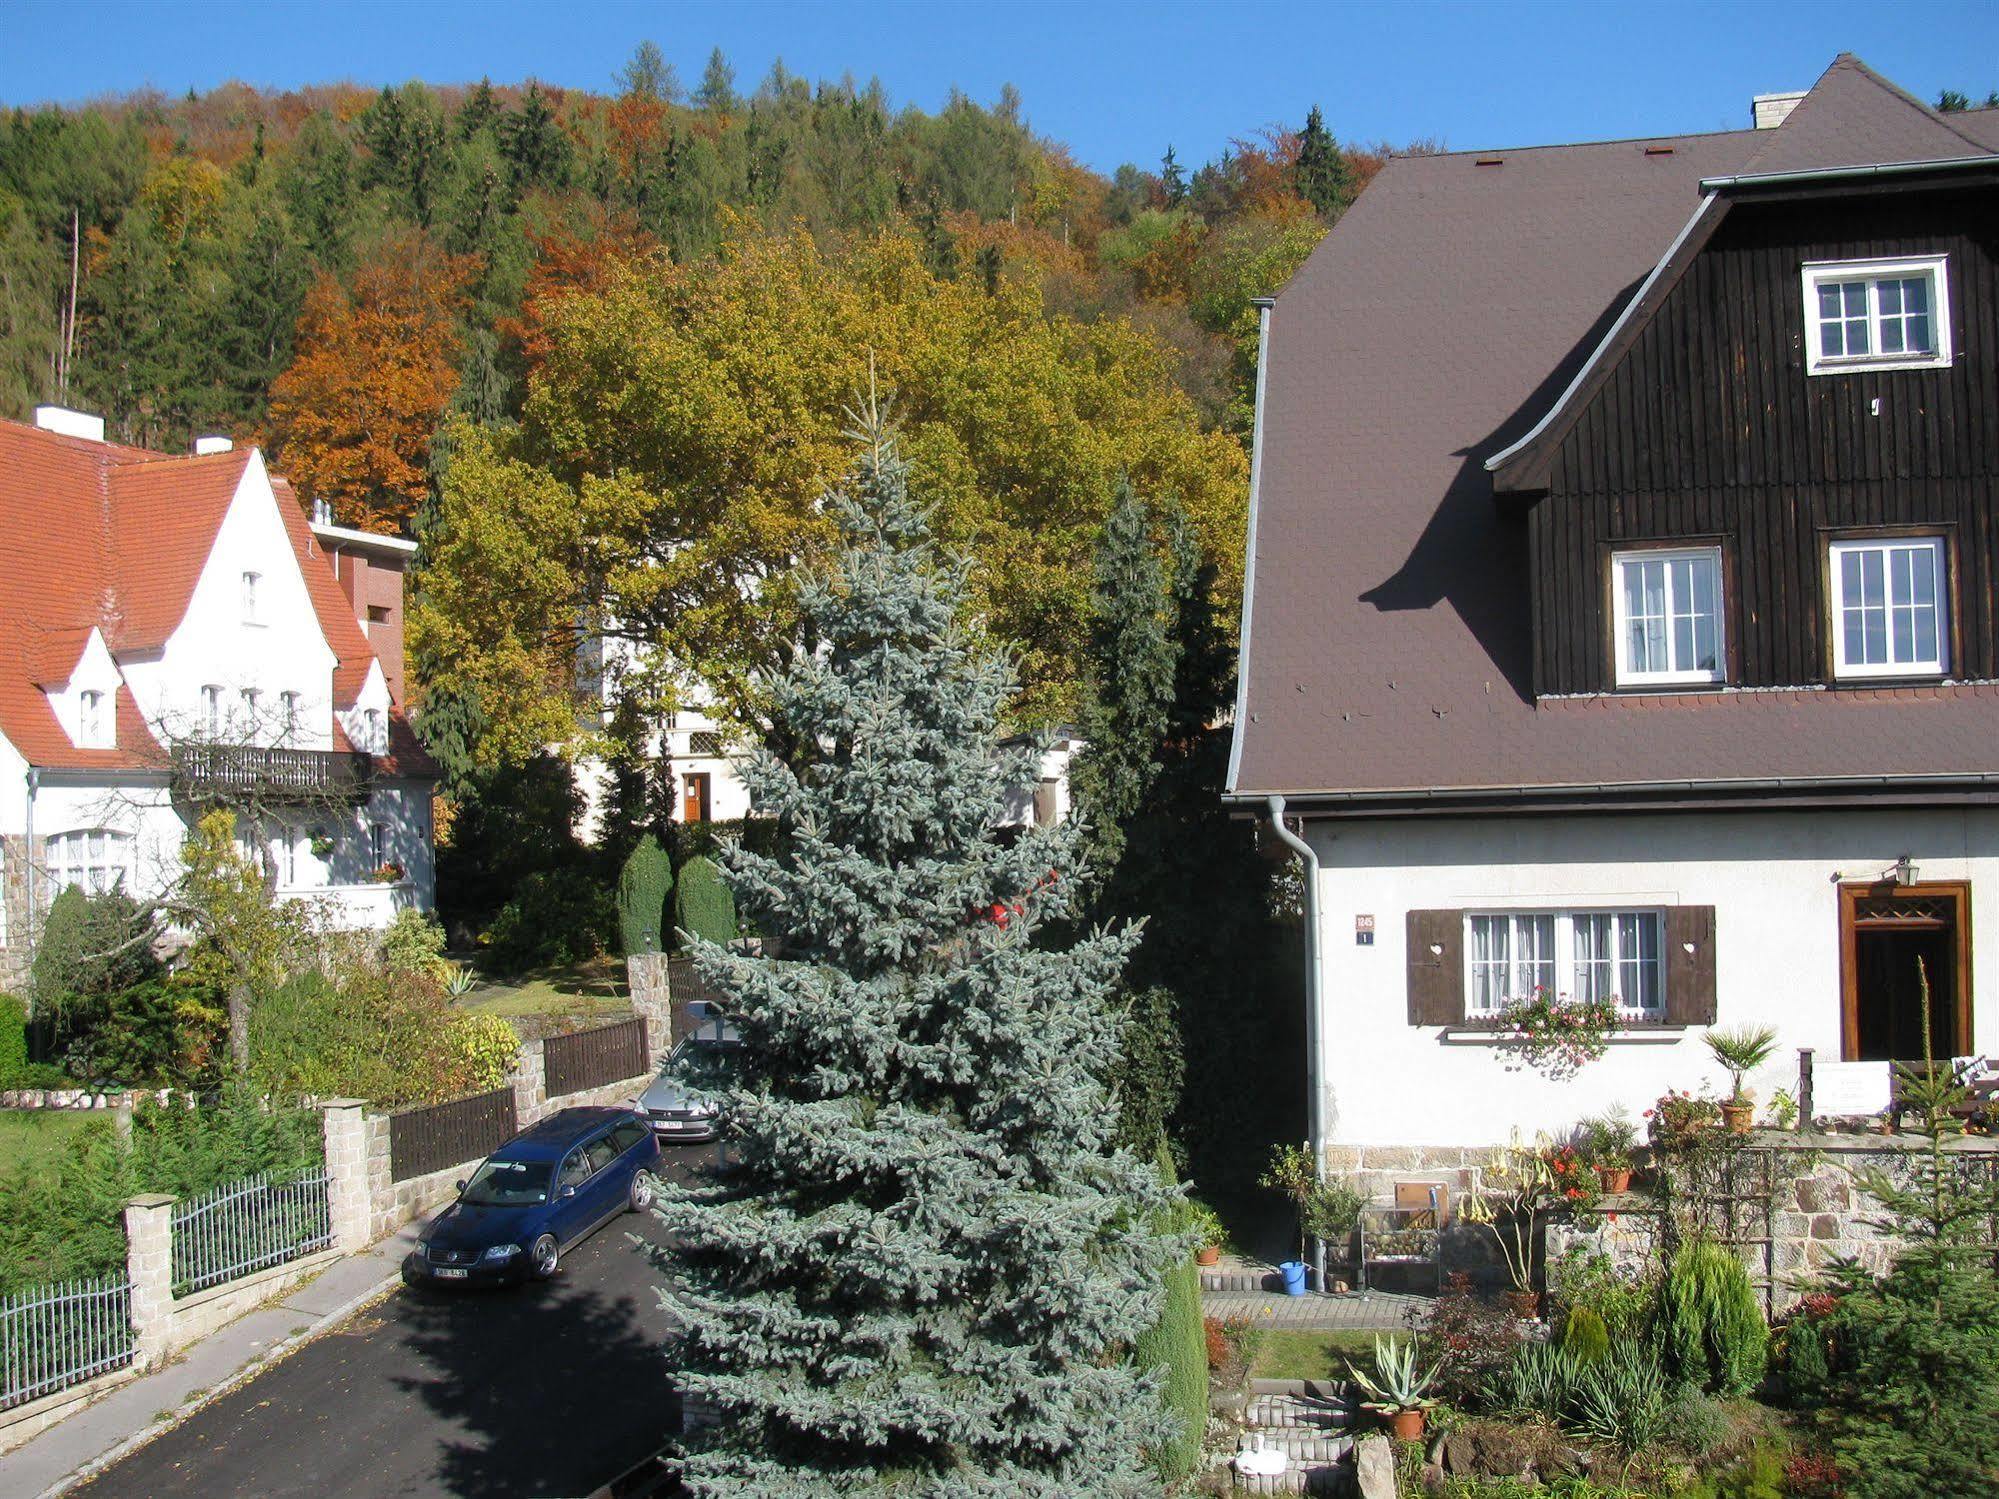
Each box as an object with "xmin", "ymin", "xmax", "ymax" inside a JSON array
[{"xmin": 403, "ymin": 1106, "xmax": 662, "ymax": 1287}]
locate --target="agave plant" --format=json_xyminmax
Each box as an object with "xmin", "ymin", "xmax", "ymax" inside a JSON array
[
  {"xmin": 1345, "ymin": 1334, "xmax": 1440, "ymax": 1415},
  {"xmin": 444, "ymin": 961, "xmax": 478, "ymax": 999}
]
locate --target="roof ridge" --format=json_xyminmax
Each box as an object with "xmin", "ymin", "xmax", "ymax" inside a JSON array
[
  {"xmin": 1832, "ymin": 51, "xmax": 1996, "ymax": 157},
  {"xmin": 1391, "ymin": 126, "xmax": 1758, "ymax": 164}
]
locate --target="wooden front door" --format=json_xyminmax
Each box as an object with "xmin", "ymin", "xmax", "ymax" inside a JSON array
[
  {"xmin": 681, "ymin": 772, "xmax": 711, "ymax": 823},
  {"xmin": 1839, "ymin": 881, "xmax": 1972, "ymax": 1061}
]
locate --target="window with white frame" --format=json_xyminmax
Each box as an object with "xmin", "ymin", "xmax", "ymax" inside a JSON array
[
  {"xmin": 241, "ymin": 571, "xmax": 262, "ymax": 624},
  {"xmin": 1830, "ymin": 537, "xmax": 1948, "ymax": 679},
  {"xmin": 1467, "ymin": 910, "xmax": 1665, "ymax": 1018},
  {"xmin": 48, "ymin": 830, "xmax": 133, "ymax": 896},
  {"xmin": 1612, "ymin": 547, "xmax": 1724, "ymax": 686},
  {"xmin": 202, "ymin": 685, "xmax": 224, "ymax": 739},
  {"xmin": 370, "ymin": 822, "xmax": 386, "ymax": 867},
  {"xmin": 239, "ymin": 687, "xmax": 261, "ymax": 727},
  {"xmin": 78, "ymin": 689, "xmax": 110, "ymax": 748},
  {"xmin": 280, "ymin": 691, "xmax": 301, "ymax": 738},
  {"xmin": 1802, "ymin": 256, "xmax": 1950, "ymax": 375},
  {"xmin": 363, "ymin": 708, "xmax": 384, "ymax": 752}
]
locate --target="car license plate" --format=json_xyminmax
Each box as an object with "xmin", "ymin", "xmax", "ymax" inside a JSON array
[{"xmin": 436, "ymin": 1267, "xmax": 468, "ymax": 1280}]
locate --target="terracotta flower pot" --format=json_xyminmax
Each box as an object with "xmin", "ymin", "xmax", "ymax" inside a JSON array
[
  {"xmin": 1596, "ymin": 1165, "xmax": 1633, "ymax": 1193},
  {"xmin": 1505, "ymin": 1288, "xmax": 1541, "ymax": 1320},
  {"xmin": 1390, "ymin": 1409, "xmax": 1426, "ymax": 1442},
  {"xmin": 1196, "ymin": 1245, "xmax": 1221, "ymax": 1267},
  {"xmin": 1721, "ymin": 1100, "xmax": 1755, "ymax": 1135}
]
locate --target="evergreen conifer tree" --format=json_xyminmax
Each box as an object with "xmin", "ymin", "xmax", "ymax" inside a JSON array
[
  {"xmin": 652, "ymin": 409, "xmax": 1186, "ymax": 1495},
  {"xmin": 1294, "ymin": 105, "xmax": 1356, "ymax": 218}
]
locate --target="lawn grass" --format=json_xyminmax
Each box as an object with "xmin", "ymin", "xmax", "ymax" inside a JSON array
[
  {"xmin": 0, "ymin": 1109, "xmax": 101, "ymax": 1183},
  {"xmin": 1250, "ymin": 1327, "xmax": 1390, "ymax": 1382},
  {"xmin": 455, "ymin": 955, "xmax": 630, "ymax": 1021}
]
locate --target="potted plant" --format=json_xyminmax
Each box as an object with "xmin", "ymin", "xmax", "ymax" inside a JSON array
[
  {"xmin": 1706, "ymin": 1025, "xmax": 1780, "ymax": 1134},
  {"xmin": 308, "ymin": 828, "xmax": 336, "ymax": 859},
  {"xmin": 1345, "ymin": 1334, "xmax": 1440, "ymax": 1441},
  {"xmin": 1578, "ymin": 1111, "xmax": 1637, "ymax": 1192},
  {"xmin": 1303, "ymin": 1177, "xmax": 1366, "ymax": 1269},
  {"xmin": 1188, "ymin": 1201, "xmax": 1228, "ymax": 1267},
  {"xmin": 1463, "ymin": 1136, "xmax": 1556, "ymax": 1318}
]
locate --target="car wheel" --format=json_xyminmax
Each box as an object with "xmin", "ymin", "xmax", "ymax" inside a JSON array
[
  {"xmin": 629, "ymin": 1170, "xmax": 657, "ymax": 1213},
  {"xmin": 529, "ymin": 1233, "xmax": 560, "ymax": 1280}
]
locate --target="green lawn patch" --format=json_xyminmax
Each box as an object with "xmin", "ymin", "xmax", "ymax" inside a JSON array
[
  {"xmin": 0, "ymin": 1109, "xmax": 100, "ymax": 1184},
  {"xmin": 1250, "ymin": 1327, "xmax": 1384, "ymax": 1383},
  {"xmin": 456, "ymin": 956, "xmax": 629, "ymax": 1022}
]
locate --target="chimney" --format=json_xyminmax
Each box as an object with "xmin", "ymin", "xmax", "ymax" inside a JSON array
[
  {"xmin": 312, "ymin": 497, "xmax": 333, "ymax": 527},
  {"xmin": 192, "ymin": 434, "xmax": 234, "ymax": 455},
  {"xmin": 34, "ymin": 405, "xmax": 105, "ymax": 442},
  {"xmin": 1753, "ymin": 91, "xmax": 1806, "ymax": 130}
]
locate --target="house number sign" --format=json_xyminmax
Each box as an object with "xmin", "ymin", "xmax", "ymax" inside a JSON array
[{"xmin": 1355, "ymin": 914, "xmax": 1375, "ymax": 946}]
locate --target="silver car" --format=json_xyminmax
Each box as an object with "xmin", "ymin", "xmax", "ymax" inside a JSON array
[{"xmin": 636, "ymin": 1012, "xmax": 739, "ymax": 1143}]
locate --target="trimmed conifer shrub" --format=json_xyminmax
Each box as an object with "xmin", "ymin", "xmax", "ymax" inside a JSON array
[
  {"xmin": 618, "ymin": 834, "xmax": 674, "ymax": 956},
  {"xmin": 1131, "ymin": 1141, "xmax": 1207, "ymax": 1480},
  {"xmin": 1657, "ymin": 1241, "xmax": 1767, "ymax": 1396},
  {"xmin": 671, "ymin": 855, "xmax": 735, "ymax": 949},
  {"xmin": 0, "ymin": 991, "xmax": 27, "ymax": 1083},
  {"xmin": 651, "ymin": 415, "xmax": 1186, "ymax": 1495},
  {"xmin": 1560, "ymin": 1305, "xmax": 1611, "ymax": 1364}
]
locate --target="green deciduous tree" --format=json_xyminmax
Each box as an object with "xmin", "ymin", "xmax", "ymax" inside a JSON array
[{"xmin": 651, "ymin": 418, "xmax": 1186, "ymax": 1494}]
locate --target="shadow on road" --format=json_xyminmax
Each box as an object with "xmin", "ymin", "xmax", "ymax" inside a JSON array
[{"xmin": 390, "ymin": 1252, "xmax": 681, "ymax": 1497}]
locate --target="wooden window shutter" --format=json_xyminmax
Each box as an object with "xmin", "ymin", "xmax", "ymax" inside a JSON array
[
  {"xmin": 1406, "ymin": 909, "xmax": 1466, "ymax": 1025},
  {"xmin": 1665, "ymin": 905, "xmax": 1717, "ymax": 1025}
]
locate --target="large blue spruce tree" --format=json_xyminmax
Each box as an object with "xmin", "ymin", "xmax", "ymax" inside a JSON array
[{"xmin": 651, "ymin": 408, "xmax": 1187, "ymax": 1495}]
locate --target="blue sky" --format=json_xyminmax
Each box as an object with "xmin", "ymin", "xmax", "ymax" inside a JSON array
[{"xmin": 4, "ymin": 1, "xmax": 1995, "ymax": 172}]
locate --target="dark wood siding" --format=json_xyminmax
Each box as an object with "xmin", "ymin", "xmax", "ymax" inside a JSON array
[{"xmin": 1534, "ymin": 186, "xmax": 1999, "ymax": 695}]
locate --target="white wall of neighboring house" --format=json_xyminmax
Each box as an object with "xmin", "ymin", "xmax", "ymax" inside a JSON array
[
  {"xmin": 998, "ymin": 733, "xmax": 1082, "ymax": 830},
  {"xmin": 1305, "ymin": 805, "xmax": 1999, "ymax": 1149}
]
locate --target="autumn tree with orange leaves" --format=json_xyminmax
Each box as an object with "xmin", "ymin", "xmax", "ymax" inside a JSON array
[{"xmin": 266, "ymin": 229, "xmax": 473, "ymax": 534}]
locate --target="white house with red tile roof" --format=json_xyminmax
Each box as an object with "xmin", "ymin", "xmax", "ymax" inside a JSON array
[{"xmin": 0, "ymin": 408, "xmax": 436, "ymax": 983}]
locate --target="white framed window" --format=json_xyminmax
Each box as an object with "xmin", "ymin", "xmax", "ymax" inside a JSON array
[
  {"xmin": 241, "ymin": 570, "xmax": 262, "ymax": 624},
  {"xmin": 1466, "ymin": 910, "xmax": 1665, "ymax": 1019},
  {"xmin": 1802, "ymin": 255, "xmax": 1950, "ymax": 374},
  {"xmin": 1830, "ymin": 537, "xmax": 1948, "ymax": 679},
  {"xmin": 1612, "ymin": 547, "xmax": 1725, "ymax": 686},
  {"xmin": 202, "ymin": 684, "xmax": 224, "ymax": 739},
  {"xmin": 363, "ymin": 708, "xmax": 384, "ymax": 752},
  {"xmin": 78, "ymin": 689, "xmax": 110, "ymax": 748},
  {"xmin": 239, "ymin": 687, "xmax": 261, "ymax": 736},
  {"xmin": 280, "ymin": 691, "xmax": 301, "ymax": 738},
  {"xmin": 47, "ymin": 829, "xmax": 133, "ymax": 897},
  {"xmin": 369, "ymin": 822, "xmax": 387, "ymax": 868},
  {"xmin": 274, "ymin": 823, "xmax": 297, "ymax": 886}
]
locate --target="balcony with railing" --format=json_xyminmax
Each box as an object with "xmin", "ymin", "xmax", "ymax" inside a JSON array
[{"xmin": 170, "ymin": 744, "xmax": 372, "ymax": 803}]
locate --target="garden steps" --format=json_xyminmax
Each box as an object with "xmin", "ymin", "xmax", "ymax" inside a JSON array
[{"xmin": 1215, "ymin": 1387, "xmax": 1358, "ymax": 1494}]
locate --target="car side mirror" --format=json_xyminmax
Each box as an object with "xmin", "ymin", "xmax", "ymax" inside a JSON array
[{"xmin": 560, "ymin": 1185, "xmax": 577, "ymax": 1200}]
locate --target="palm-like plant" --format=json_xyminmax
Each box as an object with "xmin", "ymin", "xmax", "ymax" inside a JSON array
[
  {"xmin": 1705, "ymin": 1024, "xmax": 1779, "ymax": 1104},
  {"xmin": 1345, "ymin": 1334, "xmax": 1440, "ymax": 1415}
]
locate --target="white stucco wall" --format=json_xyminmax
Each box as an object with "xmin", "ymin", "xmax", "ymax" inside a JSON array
[{"xmin": 1307, "ymin": 806, "xmax": 1999, "ymax": 1148}]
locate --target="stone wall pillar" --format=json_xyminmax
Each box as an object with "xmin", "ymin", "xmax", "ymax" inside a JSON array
[
  {"xmin": 123, "ymin": 1194, "xmax": 176, "ymax": 1368},
  {"xmin": 510, "ymin": 1036, "xmax": 547, "ymax": 1127},
  {"xmin": 628, "ymin": 953, "xmax": 673, "ymax": 1058},
  {"xmin": 320, "ymin": 1099, "xmax": 373, "ymax": 1253}
]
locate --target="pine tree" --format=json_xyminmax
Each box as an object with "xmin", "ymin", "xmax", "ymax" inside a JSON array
[
  {"xmin": 1294, "ymin": 105, "xmax": 1356, "ymax": 218},
  {"xmin": 1158, "ymin": 146, "xmax": 1185, "ymax": 207},
  {"xmin": 696, "ymin": 48, "xmax": 740, "ymax": 113},
  {"xmin": 652, "ymin": 409, "xmax": 1186, "ymax": 1495}
]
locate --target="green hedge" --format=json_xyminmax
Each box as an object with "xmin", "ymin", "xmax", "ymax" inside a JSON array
[
  {"xmin": 1131, "ymin": 1142, "xmax": 1206, "ymax": 1480},
  {"xmin": 673, "ymin": 855, "xmax": 738, "ymax": 949},
  {"xmin": 0, "ymin": 992, "xmax": 27, "ymax": 1083},
  {"xmin": 618, "ymin": 834, "xmax": 674, "ymax": 956}
]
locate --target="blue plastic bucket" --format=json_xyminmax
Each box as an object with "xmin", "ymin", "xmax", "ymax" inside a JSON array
[{"xmin": 1279, "ymin": 1260, "xmax": 1309, "ymax": 1296}]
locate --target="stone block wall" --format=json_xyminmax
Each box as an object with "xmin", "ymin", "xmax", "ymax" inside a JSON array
[{"xmin": 0, "ymin": 834, "xmax": 29, "ymax": 991}]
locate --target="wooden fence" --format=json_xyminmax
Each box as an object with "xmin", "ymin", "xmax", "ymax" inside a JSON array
[
  {"xmin": 544, "ymin": 1018, "xmax": 649, "ymax": 1098},
  {"xmin": 667, "ymin": 956, "xmax": 727, "ymax": 1017},
  {"xmin": 389, "ymin": 1087, "xmax": 518, "ymax": 1183}
]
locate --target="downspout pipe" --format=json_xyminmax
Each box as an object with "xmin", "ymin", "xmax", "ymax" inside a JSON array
[
  {"xmin": 23, "ymin": 766, "xmax": 38, "ymax": 1011},
  {"xmin": 1264, "ymin": 794, "xmax": 1326, "ymax": 1289}
]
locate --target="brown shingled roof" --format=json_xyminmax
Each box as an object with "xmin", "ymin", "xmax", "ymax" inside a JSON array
[{"xmin": 1228, "ymin": 56, "xmax": 1999, "ymax": 804}]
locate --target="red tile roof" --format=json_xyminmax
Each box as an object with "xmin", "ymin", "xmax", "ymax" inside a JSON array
[
  {"xmin": 1229, "ymin": 55, "xmax": 1999, "ymax": 804},
  {"xmin": 0, "ymin": 416, "xmax": 430, "ymax": 775}
]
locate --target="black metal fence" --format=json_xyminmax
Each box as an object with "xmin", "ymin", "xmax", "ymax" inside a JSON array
[
  {"xmin": 389, "ymin": 1087, "xmax": 518, "ymax": 1183},
  {"xmin": 545, "ymin": 1018, "xmax": 650, "ymax": 1098}
]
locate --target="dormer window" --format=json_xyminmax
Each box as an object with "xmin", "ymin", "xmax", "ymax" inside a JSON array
[
  {"xmin": 241, "ymin": 571, "xmax": 262, "ymax": 624},
  {"xmin": 1830, "ymin": 536, "xmax": 1948, "ymax": 680},
  {"xmin": 1802, "ymin": 256, "xmax": 1950, "ymax": 375},
  {"xmin": 78, "ymin": 689, "xmax": 110, "ymax": 748},
  {"xmin": 1611, "ymin": 546, "xmax": 1725, "ymax": 687}
]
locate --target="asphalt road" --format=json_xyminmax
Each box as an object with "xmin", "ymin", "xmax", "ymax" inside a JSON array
[{"xmin": 74, "ymin": 1146, "xmax": 715, "ymax": 1499}]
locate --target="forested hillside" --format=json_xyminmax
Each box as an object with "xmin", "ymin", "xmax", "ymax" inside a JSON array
[{"xmin": 0, "ymin": 44, "xmax": 1406, "ymax": 757}]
